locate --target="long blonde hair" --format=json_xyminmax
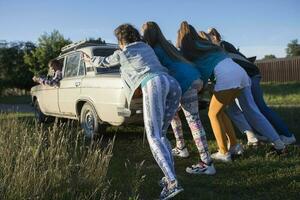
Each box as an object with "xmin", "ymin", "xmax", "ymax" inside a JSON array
[
  {"xmin": 198, "ymin": 31, "xmax": 212, "ymax": 42},
  {"xmin": 142, "ymin": 21, "xmax": 192, "ymax": 64}
]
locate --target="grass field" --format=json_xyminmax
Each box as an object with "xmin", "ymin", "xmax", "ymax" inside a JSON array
[
  {"xmin": 261, "ymin": 82, "xmax": 300, "ymax": 105},
  {"xmin": 110, "ymin": 107, "xmax": 300, "ymax": 200},
  {"xmin": 0, "ymin": 83, "xmax": 300, "ymax": 200}
]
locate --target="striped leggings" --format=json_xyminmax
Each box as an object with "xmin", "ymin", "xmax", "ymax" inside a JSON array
[
  {"xmin": 171, "ymin": 80, "xmax": 212, "ymax": 164},
  {"xmin": 142, "ymin": 74, "xmax": 182, "ymax": 182}
]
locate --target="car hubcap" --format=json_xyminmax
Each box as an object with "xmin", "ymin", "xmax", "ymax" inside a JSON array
[
  {"xmin": 35, "ymin": 103, "xmax": 41, "ymax": 118},
  {"xmin": 85, "ymin": 111, "xmax": 95, "ymax": 135}
]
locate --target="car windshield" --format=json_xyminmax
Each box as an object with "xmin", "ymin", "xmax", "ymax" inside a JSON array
[{"xmin": 93, "ymin": 48, "xmax": 120, "ymax": 74}]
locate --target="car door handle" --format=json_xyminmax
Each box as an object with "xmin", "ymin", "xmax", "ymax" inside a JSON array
[{"xmin": 75, "ymin": 82, "xmax": 81, "ymax": 87}]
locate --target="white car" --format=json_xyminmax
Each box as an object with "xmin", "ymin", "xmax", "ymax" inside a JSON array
[{"xmin": 31, "ymin": 40, "xmax": 143, "ymax": 138}]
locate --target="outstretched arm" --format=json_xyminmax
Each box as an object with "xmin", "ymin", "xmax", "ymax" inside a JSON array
[
  {"xmin": 82, "ymin": 50, "xmax": 121, "ymax": 68},
  {"xmin": 37, "ymin": 70, "xmax": 62, "ymax": 87}
]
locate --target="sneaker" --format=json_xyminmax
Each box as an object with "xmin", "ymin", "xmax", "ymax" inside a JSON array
[
  {"xmin": 280, "ymin": 134, "xmax": 296, "ymax": 145},
  {"xmin": 247, "ymin": 141, "xmax": 259, "ymax": 147},
  {"xmin": 266, "ymin": 147, "xmax": 288, "ymax": 157},
  {"xmin": 160, "ymin": 180, "xmax": 183, "ymax": 200},
  {"xmin": 272, "ymin": 139, "xmax": 286, "ymax": 150},
  {"xmin": 186, "ymin": 161, "xmax": 216, "ymax": 175},
  {"xmin": 245, "ymin": 130, "xmax": 259, "ymax": 144},
  {"xmin": 211, "ymin": 151, "xmax": 232, "ymax": 162},
  {"xmin": 229, "ymin": 144, "xmax": 244, "ymax": 155},
  {"xmin": 158, "ymin": 176, "xmax": 168, "ymax": 188},
  {"xmin": 172, "ymin": 147, "xmax": 189, "ymax": 158}
]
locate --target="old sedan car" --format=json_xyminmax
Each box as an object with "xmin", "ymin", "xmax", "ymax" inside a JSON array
[{"xmin": 31, "ymin": 40, "xmax": 143, "ymax": 138}]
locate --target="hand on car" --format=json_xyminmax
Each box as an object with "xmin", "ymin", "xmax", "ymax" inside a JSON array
[
  {"xmin": 81, "ymin": 52, "xmax": 91, "ymax": 62},
  {"xmin": 32, "ymin": 76, "xmax": 39, "ymax": 83}
]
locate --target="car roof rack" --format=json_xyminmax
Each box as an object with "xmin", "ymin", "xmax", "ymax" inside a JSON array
[{"xmin": 61, "ymin": 40, "xmax": 118, "ymax": 54}]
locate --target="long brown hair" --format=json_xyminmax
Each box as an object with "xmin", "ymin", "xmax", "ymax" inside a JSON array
[
  {"xmin": 48, "ymin": 59, "xmax": 62, "ymax": 71},
  {"xmin": 176, "ymin": 21, "xmax": 221, "ymax": 61},
  {"xmin": 207, "ymin": 27, "xmax": 221, "ymax": 42},
  {"xmin": 142, "ymin": 21, "xmax": 191, "ymax": 64}
]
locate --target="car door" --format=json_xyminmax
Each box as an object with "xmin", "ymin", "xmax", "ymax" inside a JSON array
[
  {"xmin": 39, "ymin": 58, "xmax": 64, "ymax": 115},
  {"xmin": 38, "ymin": 85, "xmax": 58, "ymax": 114},
  {"xmin": 58, "ymin": 52, "xmax": 85, "ymax": 116}
]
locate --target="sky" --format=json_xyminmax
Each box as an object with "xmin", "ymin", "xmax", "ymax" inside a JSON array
[{"xmin": 0, "ymin": 0, "xmax": 299, "ymax": 59}]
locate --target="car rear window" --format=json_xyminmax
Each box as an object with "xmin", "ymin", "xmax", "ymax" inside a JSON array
[
  {"xmin": 93, "ymin": 48, "xmax": 117, "ymax": 57},
  {"xmin": 93, "ymin": 48, "xmax": 120, "ymax": 74}
]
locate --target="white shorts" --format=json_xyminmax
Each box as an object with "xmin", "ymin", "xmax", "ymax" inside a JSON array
[{"xmin": 214, "ymin": 58, "xmax": 251, "ymax": 92}]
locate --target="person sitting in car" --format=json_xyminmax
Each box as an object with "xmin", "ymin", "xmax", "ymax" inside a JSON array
[{"xmin": 32, "ymin": 59, "xmax": 62, "ymax": 87}]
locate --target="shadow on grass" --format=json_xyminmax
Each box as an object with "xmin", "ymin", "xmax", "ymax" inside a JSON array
[{"xmin": 260, "ymin": 82, "xmax": 300, "ymax": 97}]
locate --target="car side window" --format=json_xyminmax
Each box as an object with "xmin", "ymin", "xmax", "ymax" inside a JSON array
[
  {"xmin": 78, "ymin": 59, "xmax": 86, "ymax": 76},
  {"xmin": 64, "ymin": 53, "xmax": 80, "ymax": 78}
]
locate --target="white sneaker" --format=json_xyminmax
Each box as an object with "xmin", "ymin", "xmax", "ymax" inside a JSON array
[
  {"xmin": 247, "ymin": 141, "xmax": 259, "ymax": 146},
  {"xmin": 229, "ymin": 144, "xmax": 244, "ymax": 155},
  {"xmin": 172, "ymin": 147, "xmax": 189, "ymax": 158},
  {"xmin": 272, "ymin": 139, "xmax": 286, "ymax": 150},
  {"xmin": 186, "ymin": 162, "xmax": 216, "ymax": 175},
  {"xmin": 280, "ymin": 134, "xmax": 296, "ymax": 145},
  {"xmin": 159, "ymin": 177, "xmax": 168, "ymax": 188},
  {"xmin": 211, "ymin": 151, "xmax": 232, "ymax": 162},
  {"xmin": 245, "ymin": 130, "xmax": 259, "ymax": 145}
]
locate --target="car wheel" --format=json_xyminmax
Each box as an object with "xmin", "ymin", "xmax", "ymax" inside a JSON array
[
  {"xmin": 33, "ymin": 100, "xmax": 54, "ymax": 123},
  {"xmin": 80, "ymin": 103, "xmax": 106, "ymax": 138}
]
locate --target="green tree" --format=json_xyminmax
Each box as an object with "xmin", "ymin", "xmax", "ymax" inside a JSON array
[
  {"xmin": 88, "ymin": 37, "xmax": 106, "ymax": 44},
  {"xmin": 286, "ymin": 39, "xmax": 300, "ymax": 57},
  {"xmin": 24, "ymin": 30, "xmax": 71, "ymax": 76},
  {"xmin": 0, "ymin": 42, "xmax": 35, "ymax": 91},
  {"xmin": 263, "ymin": 54, "xmax": 276, "ymax": 60}
]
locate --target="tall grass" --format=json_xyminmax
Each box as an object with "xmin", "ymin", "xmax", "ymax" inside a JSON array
[{"xmin": 0, "ymin": 115, "xmax": 118, "ymax": 200}]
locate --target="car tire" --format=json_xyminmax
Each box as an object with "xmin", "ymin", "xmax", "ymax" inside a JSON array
[
  {"xmin": 80, "ymin": 102, "xmax": 106, "ymax": 139},
  {"xmin": 33, "ymin": 100, "xmax": 55, "ymax": 123}
]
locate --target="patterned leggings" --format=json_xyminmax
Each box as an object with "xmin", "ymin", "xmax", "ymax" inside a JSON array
[
  {"xmin": 142, "ymin": 74, "xmax": 182, "ymax": 182},
  {"xmin": 171, "ymin": 80, "xmax": 212, "ymax": 164}
]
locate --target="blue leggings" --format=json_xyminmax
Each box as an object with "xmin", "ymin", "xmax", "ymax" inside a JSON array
[
  {"xmin": 142, "ymin": 74, "xmax": 181, "ymax": 182},
  {"xmin": 227, "ymin": 86, "xmax": 280, "ymax": 142},
  {"xmin": 227, "ymin": 100, "xmax": 253, "ymax": 134}
]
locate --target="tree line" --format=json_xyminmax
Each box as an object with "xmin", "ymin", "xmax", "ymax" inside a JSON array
[
  {"xmin": 0, "ymin": 30, "xmax": 105, "ymax": 93},
  {"xmin": 263, "ymin": 39, "xmax": 300, "ymax": 60},
  {"xmin": 0, "ymin": 30, "xmax": 299, "ymax": 91}
]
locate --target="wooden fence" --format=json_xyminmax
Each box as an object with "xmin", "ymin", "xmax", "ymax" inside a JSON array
[{"xmin": 255, "ymin": 56, "xmax": 300, "ymax": 82}]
